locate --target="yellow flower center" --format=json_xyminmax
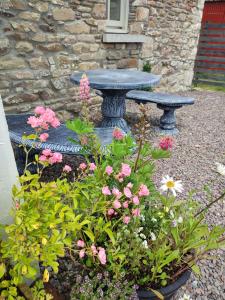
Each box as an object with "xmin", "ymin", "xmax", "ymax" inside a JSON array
[{"xmin": 166, "ymin": 181, "xmax": 175, "ymax": 188}]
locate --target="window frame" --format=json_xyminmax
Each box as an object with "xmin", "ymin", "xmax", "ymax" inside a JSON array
[{"xmin": 106, "ymin": 0, "xmax": 129, "ymax": 33}]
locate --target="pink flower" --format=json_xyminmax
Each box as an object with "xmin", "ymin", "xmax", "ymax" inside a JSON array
[
  {"xmin": 123, "ymin": 216, "xmax": 131, "ymax": 224},
  {"xmin": 102, "ymin": 186, "xmax": 111, "ymax": 195},
  {"xmin": 159, "ymin": 136, "xmax": 173, "ymax": 151},
  {"xmin": 39, "ymin": 155, "xmax": 47, "ymax": 162},
  {"xmin": 15, "ymin": 201, "xmax": 20, "ymax": 210},
  {"xmin": 123, "ymin": 201, "xmax": 129, "ymax": 208},
  {"xmin": 112, "ymin": 128, "xmax": 124, "ymax": 140},
  {"xmin": 138, "ymin": 184, "xmax": 150, "ymax": 197},
  {"xmin": 42, "ymin": 149, "xmax": 52, "ymax": 157},
  {"xmin": 113, "ymin": 200, "xmax": 121, "ymax": 209},
  {"xmin": 121, "ymin": 163, "xmax": 131, "ymax": 177},
  {"xmin": 107, "ymin": 208, "xmax": 115, "ymax": 216},
  {"xmin": 112, "ymin": 188, "xmax": 122, "ymax": 199},
  {"xmin": 115, "ymin": 173, "xmax": 124, "ymax": 182},
  {"xmin": 91, "ymin": 244, "xmax": 98, "ymax": 255},
  {"xmin": 98, "ymin": 247, "xmax": 106, "ymax": 265},
  {"xmin": 77, "ymin": 240, "xmax": 85, "ymax": 248},
  {"xmin": 79, "ymin": 163, "xmax": 87, "ymax": 170},
  {"xmin": 127, "ymin": 182, "xmax": 133, "ymax": 189},
  {"xmin": 80, "ymin": 74, "xmax": 90, "ymax": 101},
  {"xmin": 132, "ymin": 196, "xmax": 140, "ymax": 205},
  {"xmin": 51, "ymin": 118, "xmax": 60, "ymax": 128},
  {"xmin": 34, "ymin": 106, "xmax": 46, "ymax": 115},
  {"xmin": 39, "ymin": 133, "xmax": 49, "ymax": 142},
  {"xmin": 124, "ymin": 187, "xmax": 132, "ymax": 198},
  {"xmin": 89, "ymin": 163, "xmax": 96, "ymax": 171},
  {"xmin": 63, "ymin": 165, "xmax": 72, "ymax": 173},
  {"xmin": 27, "ymin": 116, "xmax": 42, "ymax": 128},
  {"xmin": 105, "ymin": 166, "xmax": 113, "ymax": 175},
  {"xmin": 79, "ymin": 249, "xmax": 85, "ymax": 259},
  {"xmin": 132, "ymin": 208, "xmax": 141, "ymax": 217},
  {"xmin": 49, "ymin": 152, "xmax": 62, "ymax": 164}
]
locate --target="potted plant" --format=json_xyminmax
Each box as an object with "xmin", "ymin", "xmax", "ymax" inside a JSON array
[{"xmin": 0, "ymin": 76, "xmax": 224, "ymax": 300}]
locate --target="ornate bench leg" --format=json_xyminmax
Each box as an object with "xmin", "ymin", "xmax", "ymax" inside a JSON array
[
  {"xmin": 157, "ymin": 104, "xmax": 182, "ymax": 135},
  {"xmin": 100, "ymin": 89, "xmax": 130, "ymax": 133}
]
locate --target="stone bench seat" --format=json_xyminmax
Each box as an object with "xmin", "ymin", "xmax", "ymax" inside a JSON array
[
  {"xmin": 6, "ymin": 114, "xmax": 116, "ymax": 175},
  {"xmin": 126, "ymin": 90, "xmax": 195, "ymax": 135}
]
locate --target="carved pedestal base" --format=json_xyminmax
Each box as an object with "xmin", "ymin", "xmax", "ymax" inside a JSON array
[
  {"xmin": 100, "ymin": 89, "xmax": 130, "ymax": 133},
  {"xmin": 157, "ymin": 104, "xmax": 182, "ymax": 135}
]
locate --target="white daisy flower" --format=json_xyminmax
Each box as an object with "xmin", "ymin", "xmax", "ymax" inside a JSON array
[
  {"xmin": 215, "ymin": 162, "xmax": 225, "ymax": 176},
  {"xmin": 160, "ymin": 175, "xmax": 183, "ymax": 197}
]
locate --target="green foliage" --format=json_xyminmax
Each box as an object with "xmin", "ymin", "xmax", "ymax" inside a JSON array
[{"xmin": 0, "ymin": 105, "xmax": 225, "ymax": 299}]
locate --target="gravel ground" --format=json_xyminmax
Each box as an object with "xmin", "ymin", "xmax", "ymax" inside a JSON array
[
  {"xmin": 48, "ymin": 89, "xmax": 225, "ymax": 299},
  {"xmin": 127, "ymin": 89, "xmax": 225, "ymax": 300}
]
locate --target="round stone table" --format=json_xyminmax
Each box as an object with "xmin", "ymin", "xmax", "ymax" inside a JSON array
[{"xmin": 70, "ymin": 69, "xmax": 161, "ymax": 133}]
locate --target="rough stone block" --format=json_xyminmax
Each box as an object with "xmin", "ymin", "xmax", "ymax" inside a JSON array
[
  {"xmin": 18, "ymin": 12, "xmax": 40, "ymax": 21},
  {"xmin": 29, "ymin": 57, "xmax": 49, "ymax": 69},
  {"xmin": 16, "ymin": 41, "xmax": 34, "ymax": 53},
  {"xmin": 117, "ymin": 58, "xmax": 138, "ymax": 69},
  {"xmin": 78, "ymin": 62, "xmax": 100, "ymax": 71},
  {"xmin": 0, "ymin": 38, "xmax": 10, "ymax": 56},
  {"xmin": 136, "ymin": 7, "xmax": 149, "ymax": 21},
  {"xmin": 65, "ymin": 21, "xmax": 90, "ymax": 34},
  {"xmin": 37, "ymin": 43, "xmax": 64, "ymax": 52},
  {"xmin": 0, "ymin": 57, "xmax": 26, "ymax": 70},
  {"xmin": 52, "ymin": 8, "xmax": 75, "ymax": 21},
  {"xmin": 92, "ymin": 4, "xmax": 106, "ymax": 19}
]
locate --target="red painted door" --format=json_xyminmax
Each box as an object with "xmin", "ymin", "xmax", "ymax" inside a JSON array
[{"xmin": 202, "ymin": 1, "xmax": 225, "ymax": 23}]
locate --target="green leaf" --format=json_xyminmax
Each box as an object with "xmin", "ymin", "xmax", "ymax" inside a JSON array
[
  {"xmin": 22, "ymin": 134, "xmax": 37, "ymax": 140},
  {"xmin": 84, "ymin": 230, "xmax": 95, "ymax": 242},
  {"xmin": 149, "ymin": 288, "xmax": 164, "ymax": 300},
  {"xmin": 104, "ymin": 228, "xmax": 115, "ymax": 245},
  {"xmin": 66, "ymin": 118, "xmax": 93, "ymax": 135},
  {"xmin": 0, "ymin": 263, "xmax": 6, "ymax": 279}
]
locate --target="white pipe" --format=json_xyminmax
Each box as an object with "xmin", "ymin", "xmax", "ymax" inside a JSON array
[{"xmin": 0, "ymin": 95, "xmax": 19, "ymax": 224}]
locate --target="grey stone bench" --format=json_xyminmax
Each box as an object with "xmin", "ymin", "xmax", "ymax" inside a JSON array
[
  {"xmin": 126, "ymin": 90, "xmax": 195, "ymax": 135},
  {"xmin": 6, "ymin": 114, "xmax": 116, "ymax": 175}
]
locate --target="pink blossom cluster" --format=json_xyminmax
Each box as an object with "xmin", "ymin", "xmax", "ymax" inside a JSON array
[
  {"xmin": 112, "ymin": 128, "xmax": 124, "ymax": 140},
  {"xmin": 159, "ymin": 136, "xmax": 173, "ymax": 150},
  {"xmin": 115, "ymin": 163, "xmax": 132, "ymax": 182},
  {"xmin": 27, "ymin": 107, "xmax": 60, "ymax": 130},
  {"xmin": 104, "ymin": 182, "xmax": 150, "ymax": 224},
  {"xmin": 79, "ymin": 162, "xmax": 97, "ymax": 172},
  {"xmin": 79, "ymin": 74, "xmax": 90, "ymax": 101},
  {"xmin": 39, "ymin": 149, "xmax": 62, "ymax": 164},
  {"xmin": 63, "ymin": 165, "xmax": 72, "ymax": 173},
  {"xmin": 77, "ymin": 240, "xmax": 106, "ymax": 265}
]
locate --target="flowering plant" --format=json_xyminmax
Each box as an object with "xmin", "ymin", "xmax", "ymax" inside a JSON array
[{"xmin": 0, "ymin": 75, "xmax": 224, "ymax": 300}]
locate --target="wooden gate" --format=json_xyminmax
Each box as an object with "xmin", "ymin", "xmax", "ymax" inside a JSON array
[{"xmin": 193, "ymin": 1, "xmax": 225, "ymax": 87}]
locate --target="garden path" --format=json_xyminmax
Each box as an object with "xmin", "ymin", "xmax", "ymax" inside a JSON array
[{"xmin": 127, "ymin": 89, "xmax": 225, "ymax": 300}]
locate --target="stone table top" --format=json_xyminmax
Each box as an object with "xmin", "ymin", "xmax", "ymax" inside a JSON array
[
  {"xmin": 6, "ymin": 114, "xmax": 116, "ymax": 155},
  {"xmin": 70, "ymin": 69, "xmax": 161, "ymax": 90}
]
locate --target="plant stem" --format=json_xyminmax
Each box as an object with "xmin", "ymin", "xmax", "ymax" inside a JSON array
[
  {"xmin": 134, "ymin": 139, "xmax": 143, "ymax": 173},
  {"xmin": 195, "ymin": 191, "xmax": 225, "ymax": 217}
]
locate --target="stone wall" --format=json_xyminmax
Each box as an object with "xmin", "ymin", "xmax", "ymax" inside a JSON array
[{"xmin": 0, "ymin": 0, "xmax": 205, "ymax": 116}]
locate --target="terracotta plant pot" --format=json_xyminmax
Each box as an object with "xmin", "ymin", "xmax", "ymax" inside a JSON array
[{"xmin": 137, "ymin": 270, "xmax": 191, "ymax": 300}]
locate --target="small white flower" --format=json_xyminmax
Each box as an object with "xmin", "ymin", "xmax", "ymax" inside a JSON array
[
  {"xmin": 160, "ymin": 175, "xmax": 183, "ymax": 197},
  {"xmin": 178, "ymin": 293, "xmax": 192, "ymax": 300},
  {"xmin": 142, "ymin": 240, "xmax": 148, "ymax": 249},
  {"xmin": 137, "ymin": 227, "xmax": 144, "ymax": 233},
  {"xmin": 215, "ymin": 162, "xmax": 225, "ymax": 176},
  {"xmin": 170, "ymin": 210, "xmax": 175, "ymax": 218},
  {"xmin": 151, "ymin": 217, "xmax": 157, "ymax": 222},
  {"xmin": 140, "ymin": 233, "xmax": 146, "ymax": 239},
  {"xmin": 178, "ymin": 216, "xmax": 183, "ymax": 224},
  {"xmin": 150, "ymin": 232, "xmax": 156, "ymax": 241},
  {"xmin": 171, "ymin": 219, "xmax": 177, "ymax": 227},
  {"xmin": 140, "ymin": 215, "xmax": 145, "ymax": 221}
]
